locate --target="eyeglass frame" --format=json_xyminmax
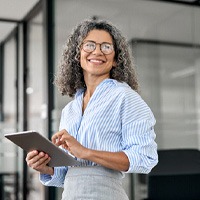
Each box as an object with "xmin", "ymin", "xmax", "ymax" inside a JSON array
[{"xmin": 81, "ymin": 40, "xmax": 115, "ymax": 55}]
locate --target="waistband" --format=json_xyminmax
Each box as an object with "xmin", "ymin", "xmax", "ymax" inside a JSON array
[{"xmin": 67, "ymin": 166, "xmax": 124, "ymax": 179}]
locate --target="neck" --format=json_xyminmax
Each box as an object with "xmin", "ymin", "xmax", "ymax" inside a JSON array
[{"xmin": 84, "ymin": 74, "xmax": 110, "ymax": 97}]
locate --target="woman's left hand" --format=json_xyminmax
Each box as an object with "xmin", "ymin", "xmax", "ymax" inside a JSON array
[{"xmin": 52, "ymin": 129, "xmax": 88, "ymax": 159}]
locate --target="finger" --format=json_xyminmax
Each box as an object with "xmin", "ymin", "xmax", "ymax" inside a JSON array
[
  {"xmin": 27, "ymin": 152, "xmax": 46, "ymax": 167},
  {"xmin": 33, "ymin": 154, "xmax": 51, "ymax": 169},
  {"xmin": 43, "ymin": 155, "xmax": 51, "ymax": 164},
  {"xmin": 30, "ymin": 153, "xmax": 50, "ymax": 169},
  {"xmin": 62, "ymin": 143, "xmax": 69, "ymax": 150},
  {"xmin": 52, "ymin": 130, "xmax": 64, "ymax": 144},
  {"xmin": 37, "ymin": 154, "xmax": 51, "ymax": 167},
  {"xmin": 60, "ymin": 133, "xmax": 72, "ymax": 143},
  {"xmin": 51, "ymin": 134, "xmax": 60, "ymax": 144},
  {"xmin": 52, "ymin": 129, "xmax": 69, "ymax": 145},
  {"xmin": 26, "ymin": 150, "xmax": 39, "ymax": 162}
]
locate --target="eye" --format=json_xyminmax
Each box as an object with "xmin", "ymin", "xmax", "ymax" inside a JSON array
[
  {"xmin": 101, "ymin": 43, "xmax": 114, "ymax": 54},
  {"xmin": 83, "ymin": 42, "xmax": 95, "ymax": 50},
  {"xmin": 101, "ymin": 43, "xmax": 112, "ymax": 50}
]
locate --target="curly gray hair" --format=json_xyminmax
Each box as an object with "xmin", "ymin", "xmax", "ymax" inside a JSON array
[{"xmin": 54, "ymin": 19, "xmax": 139, "ymax": 97}]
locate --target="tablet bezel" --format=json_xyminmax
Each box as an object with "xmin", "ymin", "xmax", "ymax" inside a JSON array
[{"xmin": 4, "ymin": 130, "xmax": 81, "ymax": 167}]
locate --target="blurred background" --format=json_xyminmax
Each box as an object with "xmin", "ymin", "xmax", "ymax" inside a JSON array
[{"xmin": 0, "ymin": 0, "xmax": 200, "ymax": 199}]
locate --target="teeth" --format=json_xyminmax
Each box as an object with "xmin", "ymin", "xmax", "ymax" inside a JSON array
[{"xmin": 89, "ymin": 59, "xmax": 103, "ymax": 63}]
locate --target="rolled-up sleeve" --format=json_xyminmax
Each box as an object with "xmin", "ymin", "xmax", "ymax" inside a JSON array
[
  {"xmin": 120, "ymin": 90, "xmax": 158, "ymax": 174},
  {"xmin": 122, "ymin": 117, "xmax": 158, "ymax": 173},
  {"xmin": 40, "ymin": 166, "xmax": 68, "ymax": 187}
]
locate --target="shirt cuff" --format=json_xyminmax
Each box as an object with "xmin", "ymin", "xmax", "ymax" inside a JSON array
[
  {"xmin": 39, "ymin": 166, "xmax": 68, "ymax": 187},
  {"xmin": 122, "ymin": 149, "xmax": 158, "ymax": 174}
]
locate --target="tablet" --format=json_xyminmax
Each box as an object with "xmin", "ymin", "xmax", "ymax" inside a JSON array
[{"xmin": 4, "ymin": 130, "xmax": 81, "ymax": 167}]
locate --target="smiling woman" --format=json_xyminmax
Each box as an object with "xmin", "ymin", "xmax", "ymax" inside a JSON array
[
  {"xmin": 25, "ymin": 19, "xmax": 158, "ymax": 200},
  {"xmin": 80, "ymin": 29, "xmax": 116, "ymax": 83},
  {"xmin": 54, "ymin": 19, "xmax": 139, "ymax": 97}
]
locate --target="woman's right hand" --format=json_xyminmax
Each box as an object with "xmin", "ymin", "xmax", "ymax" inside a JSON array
[{"xmin": 26, "ymin": 150, "xmax": 54, "ymax": 175}]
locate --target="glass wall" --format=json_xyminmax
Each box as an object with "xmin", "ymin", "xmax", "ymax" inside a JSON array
[
  {"xmin": 26, "ymin": 10, "xmax": 47, "ymax": 200},
  {"xmin": 54, "ymin": 1, "xmax": 200, "ymax": 200},
  {"xmin": 0, "ymin": 1, "xmax": 50, "ymax": 200},
  {"xmin": 133, "ymin": 43, "xmax": 199, "ymax": 149},
  {"xmin": 0, "ymin": 35, "xmax": 19, "ymax": 199},
  {"xmin": 2, "ymin": 37, "xmax": 17, "ymax": 135}
]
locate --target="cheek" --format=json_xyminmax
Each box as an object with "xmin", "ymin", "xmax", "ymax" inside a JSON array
[{"xmin": 80, "ymin": 53, "xmax": 86, "ymax": 66}]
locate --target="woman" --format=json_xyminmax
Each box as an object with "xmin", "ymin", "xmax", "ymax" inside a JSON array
[{"xmin": 26, "ymin": 19, "xmax": 158, "ymax": 200}]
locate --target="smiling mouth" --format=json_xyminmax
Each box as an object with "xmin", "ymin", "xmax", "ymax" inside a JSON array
[{"xmin": 88, "ymin": 59, "xmax": 105, "ymax": 64}]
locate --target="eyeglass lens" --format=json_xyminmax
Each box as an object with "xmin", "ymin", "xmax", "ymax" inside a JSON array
[{"xmin": 82, "ymin": 41, "xmax": 114, "ymax": 54}]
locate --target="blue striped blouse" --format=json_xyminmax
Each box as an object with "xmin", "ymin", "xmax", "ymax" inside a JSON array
[{"xmin": 40, "ymin": 79, "xmax": 158, "ymax": 187}]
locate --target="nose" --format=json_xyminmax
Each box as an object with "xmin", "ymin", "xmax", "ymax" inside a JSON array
[{"xmin": 92, "ymin": 44, "xmax": 103, "ymax": 55}]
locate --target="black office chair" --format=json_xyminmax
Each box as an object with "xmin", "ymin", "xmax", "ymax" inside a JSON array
[{"xmin": 146, "ymin": 149, "xmax": 200, "ymax": 200}]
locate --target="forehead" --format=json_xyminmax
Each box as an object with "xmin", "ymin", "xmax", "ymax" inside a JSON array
[{"xmin": 84, "ymin": 29, "xmax": 113, "ymax": 43}]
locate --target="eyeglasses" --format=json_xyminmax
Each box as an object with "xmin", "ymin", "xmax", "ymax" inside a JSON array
[{"xmin": 82, "ymin": 41, "xmax": 114, "ymax": 55}]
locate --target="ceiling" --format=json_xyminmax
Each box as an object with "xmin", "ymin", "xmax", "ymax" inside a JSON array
[
  {"xmin": 0, "ymin": 0, "xmax": 39, "ymax": 43},
  {"xmin": 0, "ymin": 0, "xmax": 199, "ymax": 44},
  {"xmin": 54, "ymin": 0, "xmax": 200, "ymax": 48}
]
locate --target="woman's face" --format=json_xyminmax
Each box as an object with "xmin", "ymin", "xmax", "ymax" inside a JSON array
[{"xmin": 80, "ymin": 29, "xmax": 116, "ymax": 79}]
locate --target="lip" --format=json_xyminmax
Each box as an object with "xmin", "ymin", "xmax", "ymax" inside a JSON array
[{"xmin": 87, "ymin": 58, "xmax": 106, "ymax": 64}]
